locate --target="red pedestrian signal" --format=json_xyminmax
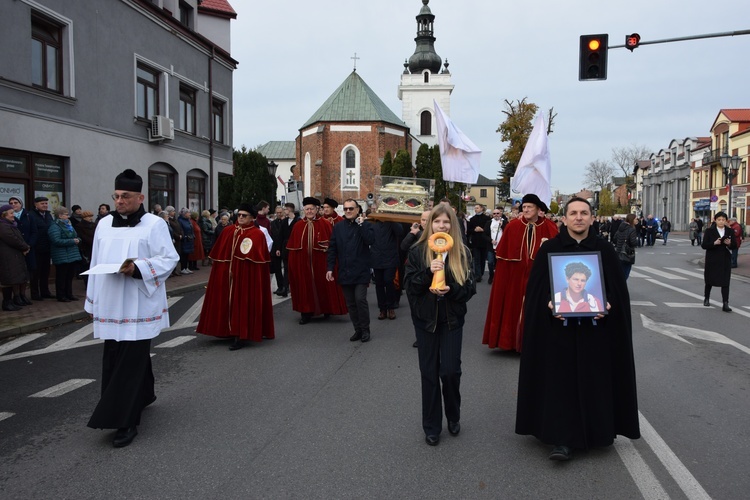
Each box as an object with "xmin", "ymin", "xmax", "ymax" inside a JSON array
[
  {"xmin": 625, "ymin": 33, "xmax": 641, "ymax": 51},
  {"xmin": 579, "ymin": 34, "xmax": 608, "ymax": 81}
]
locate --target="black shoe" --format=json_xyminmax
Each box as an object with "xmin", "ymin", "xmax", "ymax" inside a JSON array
[
  {"xmin": 350, "ymin": 331, "xmax": 362, "ymax": 341},
  {"xmin": 12, "ymin": 296, "xmax": 27, "ymax": 307},
  {"xmin": 278, "ymin": 289, "xmax": 288, "ymax": 298},
  {"xmin": 2, "ymin": 300, "xmax": 20, "ymax": 311},
  {"xmin": 722, "ymin": 302, "xmax": 732, "ymax": 312},
  {"xmin": 113, "ymin": 426, "xmax": 138, "ymax": 448},
  {"xmin": 57, "ymin": 297, "xmax": 71, "ymax": 303},
  {"xmin": 66, "ymin": 296, "xmax": 79, "ymax": 301},
  {"xmin": 41, "ymin": 292, "xmax": 54, "ymax": 299},
  {"xmin": 229, "ymin": 338, "xmax": 245, "ymax": 350},
  {"xmin": 20, "ymin": 294, "xmax": 33, "ymax": 306},
  {"xmin": 703, "ymin": 298, "xmax": 710, "ymax": 307},
  {"xmin": 548, "ymin": 445, "xmax": 572, "ymax": 461},
  {"xmin": 274, "ymin": 288, "xmax": 283, "ymax": 296},
  {"xmin": 448, "ymin": 421, "xmax": 460, "ymax": 436},
  {"xmin": 476, "ymin": 277, "xmax": 482, "ymax": 283},
  {"xmin": 412, "ymin": 340, "xmax": 418, "ymax": 348},
  {"xmin": 299, "ymin": 315, "xmax": 311, "ymax": 325},
  {"xmin": 425, "ymin": 435, "xmax": 439, "ymax": 446},
  {"xmin": 31, "ymin": 293, "xmax": 43, "ymax": 301},
  {"xmin": 488, "ymin": 277, "xmax": 493, "ymax": 285},
  {"xmin": 361, "ymin": 331, "xmax": 370, "ymax": 343}
]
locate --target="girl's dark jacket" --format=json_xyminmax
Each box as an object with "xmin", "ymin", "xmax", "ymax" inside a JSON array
[{"xmin": 403, "ymin": 242, "xmax": 476, "ymax": 332}]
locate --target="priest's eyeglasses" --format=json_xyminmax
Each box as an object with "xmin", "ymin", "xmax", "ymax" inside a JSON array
[
  {"xmin": 343, "ymin": 207, "xmax": 357, "ymax": 211},
  {"xmin": 111, "ymin": 193, "xmax": 135, "ymax": 201},
  {"xmin": 237, "ymin": 213, "xmax": 251, "ymax": 218}
]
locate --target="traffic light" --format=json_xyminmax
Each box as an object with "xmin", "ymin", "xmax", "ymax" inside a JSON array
[
  {"xmin": 625, "ymin": 33, "xmax": 641, "ymax": 51},
  {"xmin": 579, "ymin": 34, "xmax": 608, "ymax": 81}
]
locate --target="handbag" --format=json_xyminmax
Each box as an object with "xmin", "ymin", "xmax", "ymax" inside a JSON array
[{"xmin": 618, "ymin": 242, "xmax": 635, "ymax": 264}]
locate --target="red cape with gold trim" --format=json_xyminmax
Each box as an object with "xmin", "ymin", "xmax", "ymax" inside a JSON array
[
  {"xmin": 286, "ymin": 217, "xmax": 347, "ymax": 315},
  {"xmin": 482, "ymin": 216, "xmax": 558, "ymax": 351},
  {"xmin": 196, "ymin": 223, "xmax": 275, "ymax": 342}
]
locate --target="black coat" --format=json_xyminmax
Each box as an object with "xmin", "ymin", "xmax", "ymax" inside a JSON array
[
  {"xmin": 369, "ymin": 221, "xmax": 403, "ymax": 269},
  {"xmin": 28, "ymin": 209, "xmax": 53, "ymax": 253},
  {"xmin": 16, "ymin": 208, "xmax": 38, "ymax": 270},
  {"xmin": 403, "ymin": 243, "xmax": 476, "ymax": 332},
  {"xmin": 467, "ymin": 213, "xmax": 491, "ymax": 249},
  {"xmin": 516, "ymin": 227, "xmax": 640, "ymax": 449},
  {"xmin": 701, "ymin": 225, "xmax": 736, "ymax": 287},
  {"xmin": 327, "ymin": 218, "xmax": 374, "ymax": 285},
  {"xmin": 614, "ymin": 223, "xmax": 638, "ymax": 264}
]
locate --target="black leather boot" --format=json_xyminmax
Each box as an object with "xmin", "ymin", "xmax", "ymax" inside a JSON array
[
  {"xmin": 12, "ymin": 295, "xmax": 26, "ymax": 307},
  {"xmin": 703, "ymin": 297, "xmax": 710, "ymax": 307},
  {"xmin": 722, "ymin": 302, "xmax": 732, "ymax": 312}
]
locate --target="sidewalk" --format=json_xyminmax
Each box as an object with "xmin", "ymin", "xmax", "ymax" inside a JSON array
[{"xmin": 0, "ymin": 267, "xmax": 209, "ymax": 341}]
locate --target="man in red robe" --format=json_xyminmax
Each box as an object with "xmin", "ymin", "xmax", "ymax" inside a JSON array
[
  {"xmin": 197, "ymin": 203, "xmax": 275, "ymax": 350},
  {"xmin": 287, "ymin": 197, "xmax": 347, "ymax": 324},
  {"xmin": 482, "ymin": 194, "xmax": 558, "ymax": 352},
  {"xmin": 322, "ymin": 197, "xmax": 343, "ymax": 225}
]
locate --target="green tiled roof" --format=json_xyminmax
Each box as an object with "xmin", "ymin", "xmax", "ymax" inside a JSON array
[
  {"xmin": 301, "ymin": 71, "xmax": 406, "ymax": 129},
  {"xmin": 257, "ymin": 141, "xmax": 296, "ymax": 159}
]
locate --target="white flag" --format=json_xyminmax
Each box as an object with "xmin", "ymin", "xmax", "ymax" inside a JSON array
[
  {"xmin": 511, "ymin": 112, "xmax": 552, "ymax": 206},
  {"xmin": 434, "ymin": 100, "xmax": 481, "ymax": 184}
]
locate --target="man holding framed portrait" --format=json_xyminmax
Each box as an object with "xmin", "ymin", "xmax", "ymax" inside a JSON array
[{"xmin": 515, "ymin": 196, "xmax": 639, "ymax": 462}]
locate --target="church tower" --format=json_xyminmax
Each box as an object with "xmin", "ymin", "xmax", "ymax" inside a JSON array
[{"xmin": 398, "ymin": 0, "xmax": 454, "ymax": 156}]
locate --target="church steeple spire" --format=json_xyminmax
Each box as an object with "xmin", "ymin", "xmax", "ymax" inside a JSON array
[{"xmin": 407, "ymin": 0, "xmax": 442, "ymax": 74}]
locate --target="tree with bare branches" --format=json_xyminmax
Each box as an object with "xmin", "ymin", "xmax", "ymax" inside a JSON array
[
  {"xmin": 611, "ymin": 144, "xmax": 651, "ymax": 177},
  {"xmin": 584, "ymin": 159, "xmax": 616, "ymax": 191}
]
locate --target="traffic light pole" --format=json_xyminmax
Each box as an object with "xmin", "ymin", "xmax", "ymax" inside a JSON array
[{"xmin": 609, "ymin": 29, "xmax": 750, "ymax": 49}]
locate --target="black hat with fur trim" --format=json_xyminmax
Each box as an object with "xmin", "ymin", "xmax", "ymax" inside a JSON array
[
  {"xmin": 521, "ymin": 193, "xmax": 549, "ymax": 213},
  {"xmin": 237, "ymin": 203, "xmax": 258, "ymax": 218},
  {"xmin": 323, "ymin": 197, "xmax": 338, "ymax": 208},
  {"xmin": 302, "ymin": 197, "xmax": 321, "ymax": 207},
  {"xmin": 114, "ymin": 169, "xmax": 143, "ymax": 192}
]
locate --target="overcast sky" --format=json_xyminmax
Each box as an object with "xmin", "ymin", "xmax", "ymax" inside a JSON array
[{"xmin": 229, "ymin": 0, "xmax": 749, "ymax": 194}]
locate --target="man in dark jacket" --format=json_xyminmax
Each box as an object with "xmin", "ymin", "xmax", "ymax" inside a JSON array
[
  {"xmin": 276, "ymin": 202, "xmax": 299, "ymax": 297},
  {"xmin": 28, "ymin": 196, "xmax": 54, "ymax": 300},
  {"xmin": 369, "ymin": 218, "xmax": 403, "ymax": 320},
  {"xmin": 516, "ymin": 197, "xmax": 639, "ymax": 461},
  {"xmin": 270, "ymin": 205, "xmax": 287, "ymax": 296},
  {"xmin": 467, "ymin": 204, "xmax": 491, "ymax": 282},
  {"xmin": 326, "ymin": 199, "xmax": 374, "ymax": 342}
]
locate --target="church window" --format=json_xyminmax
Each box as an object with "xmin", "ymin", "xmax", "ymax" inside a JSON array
[
  {"xmin": 423, "ymin": 71, "xmax": 430, "ymax": 83},
  {"xmin": 341, "ymin": 146, "xmax": 360, "ymax": 190},
  {"xmin": 420, "ymin": 111, "xmax": 432, "ymax": 136}
]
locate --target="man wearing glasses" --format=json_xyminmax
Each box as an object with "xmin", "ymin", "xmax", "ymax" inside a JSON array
[
  {"xmin": 287, "ymin": 197, "xmax": 347, "ymax": 324},
  {"xmin": 326, "ymin": 199, "xmax": 374, "ymax": 342},
  {"xmin": 86, "ymin": 169, "xmax": 179, "ymax": 448},
  {"xmin": 197, "ymin": 203, "xmax": 275, "ymax": 350}
]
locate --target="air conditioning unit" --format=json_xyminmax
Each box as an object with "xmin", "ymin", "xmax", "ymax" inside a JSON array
[{"xmin": 149, "ymin": 115, "xmax": 174, "ymax": 141}]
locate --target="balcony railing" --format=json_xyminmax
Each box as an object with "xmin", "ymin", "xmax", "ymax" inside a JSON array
[{"xmin": 702, "ymin": 148, "xmax": 729, "ymax": 165}]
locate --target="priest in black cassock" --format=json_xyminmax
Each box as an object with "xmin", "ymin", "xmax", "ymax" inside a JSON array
[{"xmin": 515, "ymin": 196, "xmax": 640, "ymax": 461}]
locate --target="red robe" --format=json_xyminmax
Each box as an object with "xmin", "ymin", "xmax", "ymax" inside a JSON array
[
  {"xmin": 196, "ymin": 223, "xmax": 275, "ymax": 342},
  {"xmin": 482, "ymin": 216, "xmax": 558, "ymax": 351},
  {"xmin": 187, "ymin": 218, "xmax": 205, "ymax": 261},
  {"xmin": 286, "ymin": 216, "xmax": 347, "ymax": 316},
  {"xmin": 325, "ymin": 214, "xmax": 344, "ymax": 226}
]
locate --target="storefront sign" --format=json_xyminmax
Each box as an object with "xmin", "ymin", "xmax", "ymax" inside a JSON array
[
  {"xmin": 0, "ymin": 182, "xmax": 25, "ymax": 204},
  {"xmin": 0, "ymin": 155, "xmax": 27, "ymax": 174}
]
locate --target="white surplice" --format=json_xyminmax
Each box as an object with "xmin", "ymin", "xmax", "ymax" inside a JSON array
[{"xmin": 85, "ymin": 213, "xmax": 179, "ymax": 341}]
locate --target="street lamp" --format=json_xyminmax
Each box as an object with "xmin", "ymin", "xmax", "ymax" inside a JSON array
[
  {"xmin": 719, "ymin": 154, "xmax": 741, "ymax": 217},
  {"xmin": 662, "ymin": 196, "xmax": 667, "ymax": 218},
  {"xmin": 266, "ymin": 160, "xmax": 278, "ymax": 177}
]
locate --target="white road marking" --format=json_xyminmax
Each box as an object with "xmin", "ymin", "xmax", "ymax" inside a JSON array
[
  {"xmin": 48, "ymin": 323, "xmax": 94, "ymax": 349},
  {"xmin": 164, "ymin": 295, "xmax": 204, "ymax": 331},
  {"xmin": 614, "ymin": 438, "xmax": 669, "ymax": 500},
  {"xmin": 155, "ymin": 336, "xmax": 195, "ymax": 348},
  {"xmin": 665, "ymin": 267, "xmax": 705, "ymax": 279},
  {"xmin": 0, "ymin": 339, "xmax": 103, "ymax": 363},
  {"xmin": 646, "ymin": 279, "xmax": 750, "ymax": 319},
  {"xmin": 639, "ymin": 412, "xmax": 712, "ymax": 500},
  {"xmin": 0, "ymin": 412, "xmax": 14, "ymax": 422},
  {"xmin": 167, "ymin": 296, "xmax": 182, "ymax": 307},
  {"xmin": 629, "ymin": 271, "xmax": 650, "ymax": 279},
  {"xmin": 30, "ymin": 379, "xmax": 95, "ymax": 398},
  {"xmin": 664, "ymin": 302, "xmax": 706, "ymax": 308},
  {"xmin": 630, "ymin": 301, "xmax": 656, "ymax": 307},
  {"xmin": 635, "ymin": 266, "xmax": 688, "ymax": 280},
  {"xmin": 641, "ymin": 313, "xmax": 750, "ymax": 355},
  {"xmin": 0, "ymin": 333, "xmax": 46, "ymax": 356}
]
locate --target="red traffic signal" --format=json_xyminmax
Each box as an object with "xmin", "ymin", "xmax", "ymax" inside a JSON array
[
  {"xmin": 625, "ymin": 33, "xmax": 641, "ymax": 51},
  {"xmin": 579, "ymin": 34, "xmax": 608, "ymax": 81}
]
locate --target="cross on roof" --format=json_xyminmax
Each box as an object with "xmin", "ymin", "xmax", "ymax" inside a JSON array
[{"xmin": 351, "ymin": 52, "xmax": 360, "ymax": 71}]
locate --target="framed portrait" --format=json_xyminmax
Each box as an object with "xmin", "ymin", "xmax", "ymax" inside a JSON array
[{"xmin": 548, "ymin": 251, "xmax": 607, "ymax": 318}]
